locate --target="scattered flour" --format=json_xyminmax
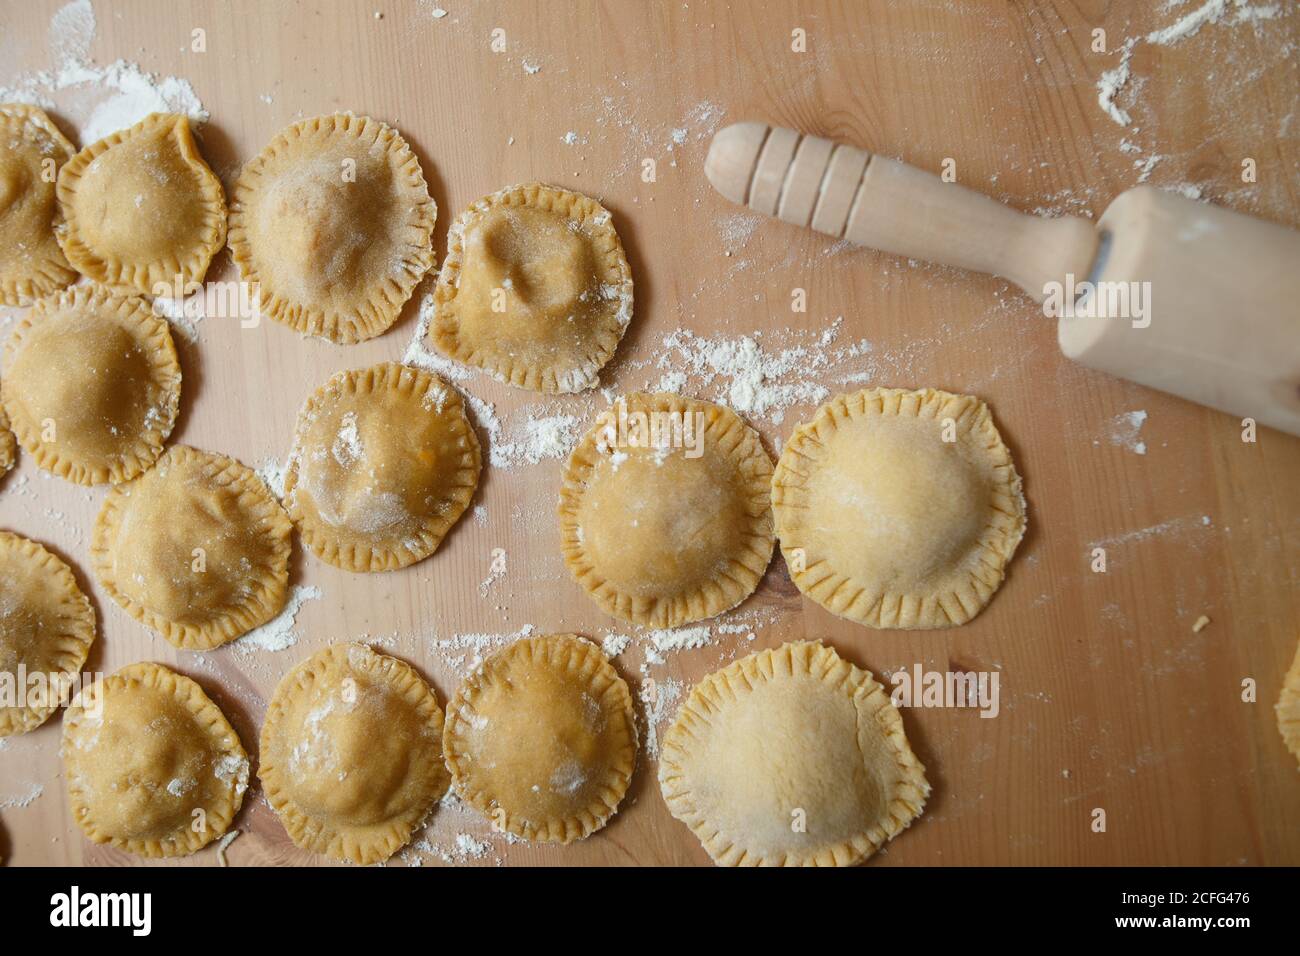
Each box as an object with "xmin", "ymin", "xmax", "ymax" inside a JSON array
[
  {"xmin": 1147, "ymin": 0, "xmax": 1282, "ymax": 46},
  {"xmin": 1134, "ymin": 153, "xmax": 1163, "ymax": 182},
  {"xmin": 235, "ymin": 585, "xmax": 322, "ymax": 653},
  {"xmin": 648, "ymin": 625, "xmax": 712, "ymax": 657},
  {"xmin": 1097, "ymin": 39, "xmax": 1137, "ymax": 127},
  {"xmin": 601, "ymin": 633, "xmax": 631, "ymax": 657},
  {"xmin": 586, "ymin": 92, "xmax": 726, "ymax": 176},
  {"xmin": 398, "ymin": 792, "xmax": 514, "ymax": 866},
  {"xmin": 48, "ymin": 0, "xmax": 95, "ymax": 66},
  {"xmin": 599, "ymin": 605, "xmax": 779, "ymax": 673},
  {"xmin": 256, "ymin": 455, "xmax": 291, "ymax": 499},
  {"xmin": 150, "ymin": 293, "xmax": 205, "ymax": 342},
  {"xmin": 453, "ymin": 833, "xmax": 491, "ymax": 859},
  {"xmin": 717, "ymin": 211, "xmax": 763, "ymax": 247},
  {"xmin": 1106, "ymin": 409, "xmax": 1149, "ymax": 455},
  {"xmin": 429, "ymin": 624, "xmax": 536, "ymax": 672},
  {"xmin": 478, "ymin": 550, "xmax": 507, "ymax": 597},
  {"xmin": 404, "ymin": 293, "xmax": 475, "ymax": 384},
  {"xmin": 1, "ymin": 1, "xmax": 207, "ymax": 144},
  {"xmin": 331, "ymin": 412, "xmax": 363, "ymax": 467},
  {"xmin": 0, "ymin": 782, "xmax": 44, "ymax": 810},
  {"xmin": 1089, "ymin": 514, "xmax": 1214, "ymax": 550},
  {"xmin": 1095, "ymin": 0, "xmax": 1288, "ymax": 128},
  {"xmin": 493, "ymin": 413, "xmax": 580, "ymax": 466},
  {"xmin": 1162, "ymin": 182, "xmax": 1205, "ymax": 201},
  {"xmin": 639, "ymin": 678, "xmax": 682, "ymax": 759},
  {"xmin": 649, "ymin": 320, "xmax": 871, "ymax": 426}
]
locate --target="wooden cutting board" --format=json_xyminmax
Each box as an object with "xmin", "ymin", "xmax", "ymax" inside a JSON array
[{"xmin": 1, "ymin": 0, "xmax": 1297, "ymax": 867}]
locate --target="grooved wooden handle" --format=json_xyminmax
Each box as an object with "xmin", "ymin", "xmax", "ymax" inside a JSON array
[{"xmin": 705, "ymin": 121, "xmax": 1100, "ymax": 303}]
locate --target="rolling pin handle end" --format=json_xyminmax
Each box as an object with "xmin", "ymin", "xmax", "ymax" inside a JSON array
[{"xmin": 705, "ymin": 121, "xmax": 770, "ymax": 205}]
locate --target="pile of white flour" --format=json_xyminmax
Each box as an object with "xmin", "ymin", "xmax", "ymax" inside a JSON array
[
  {"xmin": 0, "ymin": 0, "xmax": 207, "ymax": 143},
  {"xmin": 1095, "ymin": 0, "xmax": 1288, "ymax": 129}
]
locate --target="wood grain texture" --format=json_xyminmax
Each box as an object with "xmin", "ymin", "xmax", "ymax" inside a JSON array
[{"xmin": 0, "ymin": 0, "xmax": 1297, "ymax": 867}]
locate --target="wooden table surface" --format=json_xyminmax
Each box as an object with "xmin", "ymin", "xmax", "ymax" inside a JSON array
[{"xmin": 1, "ymin": 0, "xmax": 1297, "ymax": 867}]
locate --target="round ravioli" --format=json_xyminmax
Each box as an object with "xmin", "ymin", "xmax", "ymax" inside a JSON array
[
  {"xmin": 228, "ymin": 113, "xmax": 435, "ymax": 344},
  {"xmin": 444, "ymin": 634, "xmax": 637, "ymax": 844},
  {"xmin": 285, "ymin": 362, "xmax": 480, "ymax": 572},
  {"xmin": 660, "ymin": 641, "xmax": 929, "ymax": 867},
  {"xmin": 259, "ymin": 643, "xmax": 448, "ymax": 865},
  {"xmin": 559, "ymin": 392, "xmax": 774, "ymax": 627},
  {"xmin": 56, "ymin": 113, "xmax": 226, "ymax": 296},
  {"xmin": 431, "ymin": 182, "xmax": 633, "ymax": 393},
  {"xmin": 62, "ymin": 662, "xmax": 249, "ymax": 858},
  {"xmin": 92, "ymin": 445, "xmax": 292, "ymax": 650},
  {"xmin": 772, "ymin": 387, "xmax": 1026, "ymax": 629},
  {"xmin": 0, "ymin": 531, "xmax": 95, "ymax": 736},
  {"xmin": 0, "ymin": 284, "xmax": 181, "ymax": 485},
  {"xmin": 0, "ymin": 402, "xmax": 14, "ymax": 477},
  {"xmin": 0, "ymin": 104, "xmax": 78, "ymax": 305},
  {"xmin": 1278, "ymin": 638, "xmax": 1300, "ymax": 767}
]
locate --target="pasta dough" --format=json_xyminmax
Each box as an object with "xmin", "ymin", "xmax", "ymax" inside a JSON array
[
  {"xmin": 559, "ymin": 392, "xmax": 774, "ymax": 627},
  {"xmin": 92, "ymin": 445, "xmax": 293, "ymax": 651},
  {"xmin": 772, "ymin": 387, "xmax": 1025, "ymax": 629},
  {"xmin": 228, "ymin": 113, "xmax": 435, "ymax": 343},
  {"xmin": 56, "ymin": 113, "xmax": 226, "ymax": 296},
  {"xmin": 659, "ymin": 641, "xmax": 929, "ymax": 866},
  {"xmin": 1, "ymin": 284, "xmax": 181, "ymax": 485},
  {"xmin": 0, "ymin": 403, "xmax": 14, "ymax": 478},
  {"xmin": 1278, "ymin": 638, "xmax": 1300, "ymax": 767},
  {"xmin": 432, "ymin": 182, "xmax": 632, "ymax": 393},
  {"xmin": 0, "ymin": 104, "xmax": 77, "ymax": 305},
  {"xmin": 443, "ymin": 634, "xmax": 637, "ymax": 843},
  {"xmin": 259, "ymin": 643, "xmax": 449, "ymax": 864},
  {"xmin": 0, "ymin": 530, "xmax": 95, "ymax": 736},
  {"xmin": 285, "ymin": 362, "xmax": 480, "ymax": 572},
  {"xmin": 62, "ymin": 662, "xmax": 249, "ymax": 858}
]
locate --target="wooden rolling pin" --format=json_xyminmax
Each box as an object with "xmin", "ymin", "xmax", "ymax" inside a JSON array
[{"xmin": 706, "ymin": 121, "xmax": 1300, "ymax": 436}]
